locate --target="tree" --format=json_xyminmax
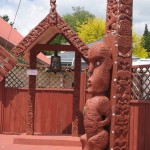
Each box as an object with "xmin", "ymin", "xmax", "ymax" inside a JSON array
[
  {"xmin": 142, "ymin": 24, "xmax": 150, "ymax": 52},
  {"xmin": 43, "ymin": 34, "xmax": 67, "ymax": 56},
  {"xmin": 63, "ymin": 6, "xmax": 95, "ymax": 32},
  {"xmin": 76, "ymin": 18, "xmax": 105, "ymax": 44},
  {"xmin": 0, "ymin": 14, "xmax": 14, "ymax": 26},
  {"xmin": 143, "ymin": 24, "xmax": 149, "ymax": 36},
  {"xmin": 132, "ymin": 32, "xmax": 148, "ymax": 58}
]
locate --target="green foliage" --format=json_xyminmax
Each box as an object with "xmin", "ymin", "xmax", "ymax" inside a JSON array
[
  {"xmin": 42, "ymin": 34, "xmax": 67, "ymax": 56},
  {"xmin": 63, "ymin": 6, "xmax": 95, "ymax": 32},
  {"xmin": 132, "ymin": 32, "xmax": 148, "ymax": 58},
  {"xmin": 46, "ymin": 7, "xmax": 95, "ymax": 46},
  {"xmin": 143, "ymin": 24, "xmax": 149, "ymax": 36},
  {"xmin": 76, "ymin": 18, "xmax": 105, "ymax": 44},
  {"xmin": 50, "ymin": 34, "xmax": 67, "ymax": 45},
  {"xmin": 0, "ymin": 14, "xmax": 14, "ymax": 26},
  {"xmin": 42, "ymin": 51, "xmax": 54, "ymax": 56},
  {"xmin": 142, "ymin": 24, "xmax": 150, "ymax": 52}
]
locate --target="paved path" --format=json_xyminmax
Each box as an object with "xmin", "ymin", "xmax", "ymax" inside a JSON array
[{"xmin": 0, "ymin": 134, "xmax": 81, "ymax": 150}]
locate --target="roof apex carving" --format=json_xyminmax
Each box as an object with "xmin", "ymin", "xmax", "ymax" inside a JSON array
[{"xmin": 11, "ymin": 11, "xmax": 88, "ymax": 62}]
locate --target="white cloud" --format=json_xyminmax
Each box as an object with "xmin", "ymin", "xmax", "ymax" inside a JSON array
[{"xmin": 0, "ymin": 0, "xmax": 150, "ymax": 36}]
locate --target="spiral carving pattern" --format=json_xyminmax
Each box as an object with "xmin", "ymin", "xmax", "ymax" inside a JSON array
[{"xmin": 119, "ymin": 20, "xmax": 132, "ymax": 36}]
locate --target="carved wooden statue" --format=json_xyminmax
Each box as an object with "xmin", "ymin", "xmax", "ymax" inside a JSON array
[{"xmin": 80, "ymin": 42, "xmax": 112, "ymax": 150}]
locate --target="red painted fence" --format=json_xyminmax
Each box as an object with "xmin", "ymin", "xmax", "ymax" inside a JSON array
[
  {"xmin": 1, "ymin": 65, "xmax": 150, "ymax": 150},
  {"xmin": 0, "ymin": 71, "xmax": 87, "ymax": 135},
  {"xmin": 130, "ymin": 100, "xmax": 150, "ymax": 150}
]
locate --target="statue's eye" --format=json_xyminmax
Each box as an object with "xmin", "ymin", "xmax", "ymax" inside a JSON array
[
  {"xmin": 95, "ymin": 60, "xmax": 102, "ymax": 67},
  {"xmin": 96, "ymin": 61, "xmax": 100, "ymax": 66}
]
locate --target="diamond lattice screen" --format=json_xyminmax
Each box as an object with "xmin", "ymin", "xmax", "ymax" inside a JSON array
[
  {"xmin": 131, "ymin": 65, "xmax": 150, "ymax": 100},
  {"xmin": 5, "ymin": 65, "xmax": 74, "ymax": 89}
]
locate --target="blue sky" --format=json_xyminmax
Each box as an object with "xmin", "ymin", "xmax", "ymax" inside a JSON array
[{"xmin": 0, "ymin": 0, "xmax": 150, "ymax": 36}]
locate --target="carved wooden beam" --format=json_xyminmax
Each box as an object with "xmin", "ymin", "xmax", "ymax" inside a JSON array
[
  {"xmin": 105, "ymin": 0, "xmax": 133, "ymax": 149},
  {"xmin": 0, "ymin": 46, "xmax": 18, "ymax": 82},
  {"xmin": 33, "ymin": 44, "xmax": 76, "ymax": 52},
  {"xmin": 11, "ymin": 13, "xmax": 88, "ymax": 63},
  {"xmin": 72, "ymin": 52, "xmax": 81, "ymax": 136},
  {"xmin": 49, "ymin": 0, "xmax": 57, "ymax": 25},
  {"xmin": 26, "ymin": 50, "xmax": 37, "ymax": 135},
  {"xmin": 56, "ymin": 14, "xmax": 88, "ymax": 62}
]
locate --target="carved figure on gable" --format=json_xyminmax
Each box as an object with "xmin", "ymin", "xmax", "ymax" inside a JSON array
[{"xmin": 80, "ymin": 42, "xmax": 112, "ymax": 150}]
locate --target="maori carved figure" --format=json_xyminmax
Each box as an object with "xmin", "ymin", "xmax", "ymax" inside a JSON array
[{"xmin": 80, "ymin": 42, "xmax": 112, "ymax": 150}]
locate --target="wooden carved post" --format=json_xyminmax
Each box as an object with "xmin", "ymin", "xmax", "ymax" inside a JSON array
[
  {"xmin": 72, "ymin": 52, "xmax": 81, "ymax": 136},
  {"xmin": 26, "ymin": 51, "xmax": 37, "ymax": 135},
  {"xmin": 49, "ymin": 0, "xmax": 57, "ymax": 25},
  {"xmin": 105, "ymin": 0, "xmax": 133, "ymax": 149}
]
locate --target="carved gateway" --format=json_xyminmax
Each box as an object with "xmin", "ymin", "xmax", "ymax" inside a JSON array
[
  {"xmin": 105, "ymin": 0, "xmax": 133, "ymax": 149},
  {"xmin": 10, "ymin": 0, "xmax": 89, "ymax": 136},
  {"xmin": 11, "ymin": 1, "xmax": 88, "ymax": 61}
]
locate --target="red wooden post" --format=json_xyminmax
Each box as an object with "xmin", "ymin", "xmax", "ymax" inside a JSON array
[
  {"xmin": 72, "ymin": 52, "xmax": 81, "ymax": 136},
  {"xmin": 105, "ymin": 0, "xmax": 133, "ymax": 149},
  {"xmin": 26, "ymin": 51, "xmax": 37, "ymax": 135},
  {"xmin": 0, "ymin": 79, "xmax": 5, "ymax": 133}
]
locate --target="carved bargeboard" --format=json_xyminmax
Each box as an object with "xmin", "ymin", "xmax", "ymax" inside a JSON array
[{"xmin": 0, "ymin": 46, "xmax": 18, "ymax": 82}]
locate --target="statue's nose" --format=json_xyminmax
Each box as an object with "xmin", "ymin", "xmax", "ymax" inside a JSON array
[{"xmin": 88, "ymin": 63, "xmax": 94, "ymax": 74}]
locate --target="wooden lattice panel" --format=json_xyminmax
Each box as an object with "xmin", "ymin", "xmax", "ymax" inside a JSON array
[
  {"xmin": 36, "ymin": 66, "xmax": 74, "ymax": 89},
  {"xmin": 5, "ymin": 65, "xmax": 29, "ymax": 88},
  {"xmin": 131, "ymin": 65, "xmax": 150, "ymax": 100},
  {"xmin": 5, "ymin": 65, "xmax": 74, "ymax": 89},
  {"xmin": 0, "ymin": 46, "xmax": 17, "ymax": 82}
]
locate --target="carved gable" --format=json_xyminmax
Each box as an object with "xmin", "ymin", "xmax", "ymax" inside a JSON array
[
  {"xmin": 0, "ymin": 46, "xmax": 18, "ymax": 82},
  {"xmin": 11, "ymin": 13, "xmax": 88, "ymax": 62}
]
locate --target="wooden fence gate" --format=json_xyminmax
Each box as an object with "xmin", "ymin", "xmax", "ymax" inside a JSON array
[{"xmin": 0, "ymin": 64, "xmax": 86, "ymax": 135}]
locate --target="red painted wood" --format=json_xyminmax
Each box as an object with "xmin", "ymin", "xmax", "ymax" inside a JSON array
[
  {"xmin": 129, "ymin": 103, "xmax": 134, "ymax": 150},
  {"xmin": 0, "ymin": 80, "xmax": 4, "ymax": 133},
  {"xmin": 144, "ymin": 103, "xmax": 150, "ymax": 149},
  {"xmin": 137, "ymin": 103, "xmax": 145, "ymax": 150},
  {"xmin": 20, "ymin": 89, "xmax": 28, "ymax": 133},
  {"xmin": 3, "ymin": 88, "xmax": 11, "ymax": 132},
  {"xmin": 34, "ymin": 90, "xmax": 73, "ymax": 135},
  {"xmin": 130, "ymin": 101, "xmax": 150, "ymax": 150},
  {"xmin": 33, "ymin": 44, "xmax": 76, "ymax": 52},
  {"xmin": 2, "ymin": 88, "xmax": 28, "ymax": 133},
  {"xmin": 34, "ymin": 90, "xmax": 42, "ymax": 134}
]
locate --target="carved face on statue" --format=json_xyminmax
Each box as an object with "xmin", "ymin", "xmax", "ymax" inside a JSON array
[{"xmin": 87, "ymin": 42, "xmax": 112, "ymax": 95}]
